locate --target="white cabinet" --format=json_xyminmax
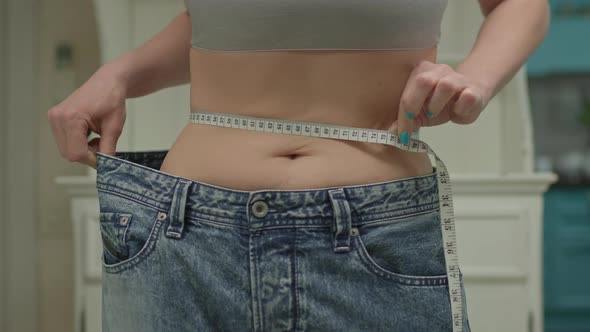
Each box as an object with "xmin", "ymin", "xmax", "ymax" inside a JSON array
[
  {"xmin": 56, "ymin": 0, "xmax": 557, "ymax": 331},
  {"xmin": 53, "ymin": 179, "xmax": 102, "ymax": 332},
  {"xmin": 451, "ymin": 176, "xmax": 555, "ymax": 332}
]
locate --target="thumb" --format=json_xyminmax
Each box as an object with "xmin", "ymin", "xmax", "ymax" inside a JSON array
[
  {"xmin": 388, "ymin": 120, "xmax": 399, "ymax": 134},
  {"xmin": 388, "ymin": 119, "xmax": 425, "ymax": 146},
  {"xmin": 98, "ymin": 128, "xmax": 120, "ymax": 156},
  {"xmin": 387, "ymin": 120, "xmax": 419, "ymax": 134},
  {"xmin": 84, "ymin": 137, "xmax": 100, "ymax": 170}
]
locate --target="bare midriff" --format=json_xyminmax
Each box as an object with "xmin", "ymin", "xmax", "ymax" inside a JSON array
[{"xmin": 159, "ymin": 47, "xmax": 436, "ymax": 191}]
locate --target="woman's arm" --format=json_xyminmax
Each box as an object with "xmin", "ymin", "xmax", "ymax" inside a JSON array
[
  {"xmin": 389, "ymin": 0, "xmax": 550, "ymax": 139},
  {"xmin": 103, "ymin": 9, "xmax": 192, "ymax": 99},
  {"xmin": 454, "ymin": 0, "xmax": 551, "ymax": 99}
]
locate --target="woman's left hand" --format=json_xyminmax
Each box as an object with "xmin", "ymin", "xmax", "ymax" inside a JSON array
[{"xmin": 388, "ymin": 60, "xmax": 493, "ymax": 143}]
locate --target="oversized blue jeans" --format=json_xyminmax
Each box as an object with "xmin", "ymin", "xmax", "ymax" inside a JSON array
[{"xmin": 95, "ymin": 150, "xmax": 471, "ymax": 332}]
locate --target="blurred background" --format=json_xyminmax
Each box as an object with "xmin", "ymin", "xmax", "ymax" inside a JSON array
[{"xmin": 0, "ymin": 0, "xmax": 587, "ymax": 331}]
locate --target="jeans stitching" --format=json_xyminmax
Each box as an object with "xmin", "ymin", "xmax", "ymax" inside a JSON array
[
  {"xmin": 97, "ymin": 185, "xmax": 166, "ymax": 211},
  {"xmin": 351, "ymin": 235, "xmax": 449, "ymax": 286},
  {"xmin": 102, "ymin": 218, "xmax": 164, "ymax": 274},
  {"xmin": 357, "ymin": 208, "xmax": 439, "ymax": 226}
]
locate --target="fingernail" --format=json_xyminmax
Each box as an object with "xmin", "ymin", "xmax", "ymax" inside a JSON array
[
  {"xmin": 405, "ymin": 112, "xmax": 415, "ymax": 120},
  {"xmin": 400, "ymin": 131, "xmax": 409, "ymax": 144},
  {"xmin": 426, "ymin": 111, "xmax": 434, "ymax": 118}
]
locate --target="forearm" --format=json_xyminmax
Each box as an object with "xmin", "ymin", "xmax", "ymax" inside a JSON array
[
  {"xmin": 454, "ymin": 0, "xmax": 551, "ymax": 101},
  {"xmin": 104, "ymin": 10, "xmax": 192, "ymax": 99}
]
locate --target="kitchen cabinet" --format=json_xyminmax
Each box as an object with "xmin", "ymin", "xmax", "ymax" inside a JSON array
[{"xmin": 543, "ymin": 187, "xmax": 590, "ymax": 332}]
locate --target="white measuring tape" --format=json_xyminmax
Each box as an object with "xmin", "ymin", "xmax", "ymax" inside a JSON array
[{"xmin": 189, "ymin": 110, "xmax": 464, "ymax": 331}]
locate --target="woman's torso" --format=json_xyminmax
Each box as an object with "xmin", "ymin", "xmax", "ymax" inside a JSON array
[{"xmin": 159, "ymin": 47, "xmax": 435, "ymax": 190}]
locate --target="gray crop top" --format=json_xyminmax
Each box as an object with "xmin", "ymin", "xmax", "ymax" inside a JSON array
[{"xmin": 183, "ymin": 0, "xmax": 448, "ymax": 52}]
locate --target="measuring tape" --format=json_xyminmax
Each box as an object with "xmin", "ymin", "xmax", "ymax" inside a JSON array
[{"xmin": 189, "ymin": 110, "xmax": 464, "ymax": 331}]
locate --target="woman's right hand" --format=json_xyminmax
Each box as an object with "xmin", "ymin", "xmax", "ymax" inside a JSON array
[{"xmin": 47, "ymin": 64, "xmax": 128, "ymax": 169}]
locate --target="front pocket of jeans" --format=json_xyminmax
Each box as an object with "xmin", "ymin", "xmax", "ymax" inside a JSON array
[
  {"xmin": 350, "ymin": 211, "xmax": 449, "ymax": 286},
  {"xmin": 99, "ymin": 208, "xmax": 163, "ymax": 273}
]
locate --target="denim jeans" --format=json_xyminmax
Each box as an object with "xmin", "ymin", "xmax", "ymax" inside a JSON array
[{"xmin": 95, "ymin": 150, "xmax": 471, "ymax": 332}]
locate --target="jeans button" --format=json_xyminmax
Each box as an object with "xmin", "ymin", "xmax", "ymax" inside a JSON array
[{"xmin": 252, "ymin": 201, "xmax": 269, "ymax": 218}]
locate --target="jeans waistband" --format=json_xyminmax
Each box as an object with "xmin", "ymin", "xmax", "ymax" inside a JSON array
[{"xmin": 95, "ymin": 150, "xmax": 439, "ymax": 230}]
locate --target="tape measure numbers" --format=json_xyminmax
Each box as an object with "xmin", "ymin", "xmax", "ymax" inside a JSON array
[{"xmin": 189, "ymin": 110, "xmax": 464, "ymax": 331}]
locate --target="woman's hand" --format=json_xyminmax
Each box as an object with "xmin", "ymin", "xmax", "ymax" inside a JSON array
[
  {"xmin": 388, "ymin": 60, "xmax": 493, "ymax": 144},
  {"xmin": 47, "ymin": 64, "xmax": 128, "ymax": 169}
]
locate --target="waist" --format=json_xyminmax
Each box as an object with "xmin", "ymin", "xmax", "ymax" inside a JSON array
[{"xmin": 158, "ymin": 112, "xmax": 432, "ymax": 190}]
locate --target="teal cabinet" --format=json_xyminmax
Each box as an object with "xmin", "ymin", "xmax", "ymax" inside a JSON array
[
  {"xmin": 527, "ymin": 0, "xmax": 590, "ymax": 76},
  {"xmin": 543, "ymin": 187, "xmax": 590, "ymax": 332}
]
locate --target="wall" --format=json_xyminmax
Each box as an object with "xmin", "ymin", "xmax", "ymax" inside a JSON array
[
  {"xmin": 2, "ymin": 0, "xmax": 38, "ymax": 331},
  {"xmin": 0, "ymin": 0, "xmax": 7, "ymax": 329},
  {"xmin": 37, "ymin": 0, "xmax": 100, "ymax": 331}
]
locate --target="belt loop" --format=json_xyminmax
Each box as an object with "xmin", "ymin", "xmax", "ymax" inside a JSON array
[
  {"xmin": 328, "ymin": 188, "xmax": 352, "ymax": 253},
  {"xmin": 165, "ymin": 179, "xmax": 192, "ymax": 239}
]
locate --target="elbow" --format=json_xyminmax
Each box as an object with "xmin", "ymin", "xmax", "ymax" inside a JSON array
[
  {"xmin": 481, "ymin": 0, "xmax": 552, "ymax": 39},
  {"xmin": 480, "ymin": 0, "xmax": 504, "ymax": 17},
  {"xmin": 529, "ymin": 0, "xmax": 552, "ymax": 44},
  {"xmin": 481, "ymin": 0, "xmax": 551, "ymax": 25}
]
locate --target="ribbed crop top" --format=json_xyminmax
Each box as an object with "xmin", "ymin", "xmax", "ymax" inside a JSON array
[{"xmin": 183, "ymin": 0, "xmax": 448, "ymax": 52}]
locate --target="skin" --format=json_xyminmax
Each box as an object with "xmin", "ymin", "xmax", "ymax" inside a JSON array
[{"xmin": 48, "ymin": 0, "xmax": 550, "ymax": 190}]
